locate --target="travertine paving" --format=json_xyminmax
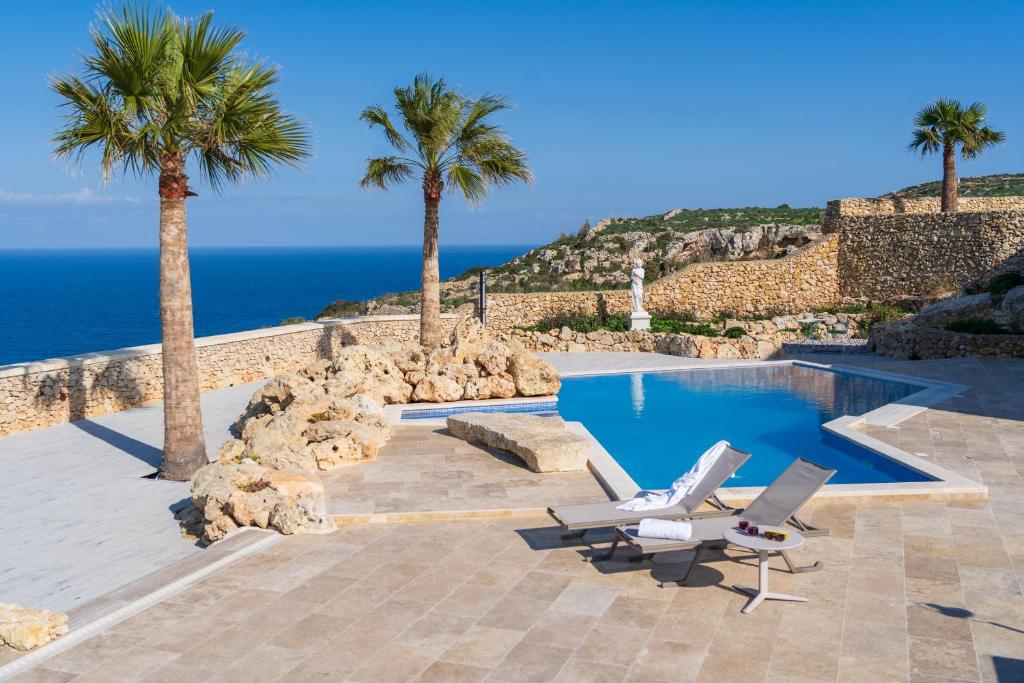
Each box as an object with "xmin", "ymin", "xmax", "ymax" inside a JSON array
[
  {"xmin": 6, "ymin": 353, "xmax": 1024, "ymax": 682},
  {"xmin": 322, "ymin": 426, "xmax": 605, "ymax": 517},
  {"xmin": 0, "ymin": 381, "xmax": 263, "ymax": 613}
]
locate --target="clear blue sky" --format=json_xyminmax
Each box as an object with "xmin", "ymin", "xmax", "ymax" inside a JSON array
[{"xmin": 1, "ymin": 0, "xmax": 1021, "ymax": 248}]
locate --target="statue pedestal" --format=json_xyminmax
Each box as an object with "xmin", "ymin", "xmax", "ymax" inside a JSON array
[{"xmin": 629, "ymin": 312, "xmax": 651, "ymax": 331}]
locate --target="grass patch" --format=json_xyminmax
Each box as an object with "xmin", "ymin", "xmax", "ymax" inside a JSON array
[{"xmin": 280, "ymin": 316, "xmax": 306, "ymax": 326}]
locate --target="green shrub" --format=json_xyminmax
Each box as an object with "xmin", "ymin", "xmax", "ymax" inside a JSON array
[
  {"xmin": 988, "ymin": 271, "xmax": 1024, "ymax": 295},
  {"xmin": 945, "ymin": 319, "xmax": 1010, "ymax": 335},
  {"xmin": 650, "ymin": 318, "xmax": 719, "ymax": 336},
  {"xmin": 280, "ymin": 316, "xmax": 306, "ymax": 325},
  {"xmin": 724, "ymin": 326, "xmax": 746, "ymax": 339},
  {"xmin": 315, "ymin": 299, "xmax": 364, "ymax": 319},
  {"xmin": 523, "ymin": 313, "xmax": 720, "ymax": 337},
  {"xmin": 524, "ymin": 313, "xmax": 605, "ymax": 333}
]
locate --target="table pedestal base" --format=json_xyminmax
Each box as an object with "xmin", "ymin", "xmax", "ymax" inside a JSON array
[{"xmin": 734, "ymin": 549, "xmax": 807, "ymax": 614}]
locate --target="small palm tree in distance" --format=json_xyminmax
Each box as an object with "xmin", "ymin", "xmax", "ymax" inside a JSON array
[{"xmin": 908, "ymin": 98, "xmax": 1004, "ymax": 211}]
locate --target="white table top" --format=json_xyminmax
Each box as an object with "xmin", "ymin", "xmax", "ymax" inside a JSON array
[{"xmin": 724, "ymin": 525, "xmax": 805, "ymax": 552}]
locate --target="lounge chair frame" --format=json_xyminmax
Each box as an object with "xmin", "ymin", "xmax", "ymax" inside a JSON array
[{"xmin": 606, "ymin": 457, "xmax": 836, "ymax": 580}]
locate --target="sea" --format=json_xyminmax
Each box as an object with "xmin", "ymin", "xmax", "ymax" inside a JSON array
[{"xmin": 0, "ymin": 245, "xmax": 531, "ymax": 366}]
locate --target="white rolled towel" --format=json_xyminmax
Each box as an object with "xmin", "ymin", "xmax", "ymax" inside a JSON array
[
  {"xmin": 637, "ymin": 518, "xmax": 693, "ymax": 541},
  {"xmin": 616, "ymin": 440, "xmax": 730, "ymax": 511}
]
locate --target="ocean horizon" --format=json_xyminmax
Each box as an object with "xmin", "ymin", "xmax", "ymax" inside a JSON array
[{"xmin": 0, "ymin": 245, "xmax": 533, "ymax": 366}]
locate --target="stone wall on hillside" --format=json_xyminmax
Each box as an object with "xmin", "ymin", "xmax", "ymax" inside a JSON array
[
  {"xmin": 483, "ymin": 235, "xmax": 840, "ymax": 332},
  {"xmin": 823, "ymin": 196, "xmax": 1024, "ymax": 230},
  {"xmin": 837, "ymin": 210, "xmax": 1024, "ymax": 300},
  {"xmin": 0, "ymin": 315, "xmax": 458, "ymax": 437}
]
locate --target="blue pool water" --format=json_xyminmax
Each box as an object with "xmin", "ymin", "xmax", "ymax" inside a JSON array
[{"xmin": 556, "ymin": 365, "xmax": 933, "ymax": 487}]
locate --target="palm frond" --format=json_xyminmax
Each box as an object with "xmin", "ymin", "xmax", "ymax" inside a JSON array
[
  {"xmin": 359, "ymin": 156, "xmax": 415, "ymax": 190},
  {"xmin": 909, "ymin": 97, "xmax": 1004, "ymax": 159},
  {"xmin": 53, "ymin": 2, "xmax": 309, "ymax": 192},
  {"xmin": 446, "ymin": 163, "xmax": 487, "ymax": 202},
  {"xmin": 359, "ymin": 105, "xmax": 408, "ymax": 151}
]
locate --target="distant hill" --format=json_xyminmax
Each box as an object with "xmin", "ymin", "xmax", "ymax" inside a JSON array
[
  {"xmin": 359, "ymin": 205, "xmax": 823, "ymax": 313},
  {"xmin": 887, "ymin": 173, "xmax": 1024, "ymax": 198}
]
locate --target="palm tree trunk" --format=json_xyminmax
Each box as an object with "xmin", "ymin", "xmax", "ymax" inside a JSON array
[
  {"xmin": 420, "ymin": 174, "xmax": 443, "ymax": 350},
  {"xmin": 157, "ymin": 155, "xmax": 207, "ymax": 480},
  {"xmin": 941, "ymin": 142, "xmax": 958, "ymax": 212}
]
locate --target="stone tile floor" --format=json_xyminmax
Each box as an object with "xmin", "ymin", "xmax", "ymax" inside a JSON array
[
  {"xmin": 0, "ymin": 381, "xmax": 262, "ymax": 612},
  {"xmin": 322, "ymin": 426, "xmax": 607, "ymax": 516},
  {"xmin": 6, "ymin": 353, "xmax": 1024, "ymax": 682}
]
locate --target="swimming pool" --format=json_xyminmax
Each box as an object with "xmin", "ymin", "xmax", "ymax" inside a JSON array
[{"xmin": 556, "ymin": 364, "xmax": 935, "ymax": 487}]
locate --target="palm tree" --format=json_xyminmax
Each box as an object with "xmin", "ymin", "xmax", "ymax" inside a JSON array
[
  {"xmin": 52, "ymin": 4, "xmax": 310, "ymax": 480},
  {"xmin": 908, "ymin": 99, "xmax": 1005, "ymax": 212},
  {"xmin": 359, "ymin": 74, "xmax": 532, "ymax": 349}
]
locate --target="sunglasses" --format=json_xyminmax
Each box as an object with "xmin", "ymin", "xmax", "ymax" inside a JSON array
[{"xmin": 763, "ymin": 530, "xmax": 788, "ymax": 542}]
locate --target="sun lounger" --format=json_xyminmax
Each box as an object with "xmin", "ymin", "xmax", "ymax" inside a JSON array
[
  {"xmin": 547, "ymin": 445, "xmax": 752, "ymax": 539},
  {"xmin": 609, "ymin": 457, "xmax": 836, "ymax": 581}
]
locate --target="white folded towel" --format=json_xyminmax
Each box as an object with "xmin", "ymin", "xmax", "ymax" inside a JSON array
[
  {"xmin": 637, "ymin": 518, "xmax": 693, "ymax": 541},
  {"xmin": 616, "ymin": 440, "xmax": 730, "ymax": 511}
]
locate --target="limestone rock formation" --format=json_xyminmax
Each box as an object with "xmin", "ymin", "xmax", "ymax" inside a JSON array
[
  {"xmin": 190, "ymin": 461, "xmax": 335, "ymax": 543},
  {"xmin": 446, "ymin": 412, "xmax": 589, "ymax": 473},
  {"xmin": 914, "ymin": 293, "xmax": 995, "ymax": 326},
  {"xmin": 0, "ymin": 603, "xmax": 69, "ymax": 651},
  {"xmin": 994, "ymin": 285, "xmax": 1024, "ymax": 330},
  {"xmin": 188, "ymin": 317, "xmax": 559, "ymax": 542}
]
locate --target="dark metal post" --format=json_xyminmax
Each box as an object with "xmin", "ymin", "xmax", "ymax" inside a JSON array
[{"xmin": 479, "ymin": 271, "xmax": 487, "ymax": 327}]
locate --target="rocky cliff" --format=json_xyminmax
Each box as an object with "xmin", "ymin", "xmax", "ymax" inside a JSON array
[{"xmin": 363, "ymin": 205, "xmax": 823, "ymax": 312}]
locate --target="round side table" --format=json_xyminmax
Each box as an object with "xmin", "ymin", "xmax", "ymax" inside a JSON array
[{"xmin": 723, "ymin": 526, "xmax": 807, "ymax": 614}]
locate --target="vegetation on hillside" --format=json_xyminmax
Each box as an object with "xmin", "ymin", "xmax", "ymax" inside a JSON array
[{"xmin": 888, "ymin": 173, "xmax": 1024, "ymax": 198}]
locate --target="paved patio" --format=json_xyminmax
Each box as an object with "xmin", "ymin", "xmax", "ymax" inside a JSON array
[
  {"xmin": 4, "ymin": 353, "xmax": 1024, "ymax": 682},
  {"xmin": 323, "ymin": 426, "xmax": 606, "ymax": 517},
  {"xmin": 0, "ymin": 381, "xmax": 263, "ymax": 613}
]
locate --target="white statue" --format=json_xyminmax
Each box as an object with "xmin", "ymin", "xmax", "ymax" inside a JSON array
[{"xmin": 630, "ymin": 258, "xmax": 645, "ymax": 313}]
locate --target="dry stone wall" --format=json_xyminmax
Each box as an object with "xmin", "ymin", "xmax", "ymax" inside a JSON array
[
  {"xmin": 0, "ymin": 315, "xmax": 458, "ymax": 437},
  {"xmin": 823, "ymin": 196, "xmax": 1024, "ymax": 230},
  {"xmin": 484, "ymin": 235, "xmax": 840, "ymax": 332},
  {"xmin": 871, "ymin": 321, "xmax": 1024, "ymax": 359},
  {"xmin": 504, "ymin": 311, "xmax": 868, "ymax": 360},
  {"xmin": 837, "ymin": 210, "xmax": 1024, "ymax": 300}
]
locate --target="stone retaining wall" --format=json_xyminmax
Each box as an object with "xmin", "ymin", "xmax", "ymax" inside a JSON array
[
  {"xmin": 823, "ymin": 196, "xmax": 1024, "ymax": 230},
  {"xmin": 484, "ymin": 235, "xmax": 840, "ymax": 332},
  {"xmin": 837, "ymin": 210, "xmax": 1024, "ymax": 301},
  {"xmin": 0, "ymin": 315, "xmax": 458, "ymax": 437},
  {"xmin": 870, "ymin": 321, "xmax": 1024, "ymax": 359},
  {"xmin": 504, "ymin": 311, "xmax": 867, "ymax": 359}
]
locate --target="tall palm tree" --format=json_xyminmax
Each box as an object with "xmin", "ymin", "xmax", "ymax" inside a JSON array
[
  {"xmin": 52, "ymin": 4, "xmax": 310, "ymax": 480},
  {"xmin": 908, "ymin": 99, "xmax": 1005, "ymax": 212},
  {"xmin": 359, "ymin": 74, "xmax": 532, "ymax": 349}
]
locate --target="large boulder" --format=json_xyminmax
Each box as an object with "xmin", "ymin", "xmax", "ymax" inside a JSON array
[
  {"xmin": 914, "ymin": 292, "xmax": 995, "ymax": 327},
  {"xmin": 0, "ymin": 603, "xmax": 69, "ymax": 651},
  {"xmin": 507, "ymin": 351, "xmax": 561, "ymax": 396},
  {"xmin": 412, "ymin": 374, "xmax": 464, "ymax": 403},
  {"xmin": 463, "ymin": 375, "xmax": 517, "ymax": 400},
  {"xmin": 190, "ymin": 461, "xmax": 335, "ymax": 543},
  {"xmin": 994, "ymin": 285, "xmax": 1024, "ymax": 331},
  {"xmin": 446, "ymin": 412, "xmax": 589, "ymax": 473}
]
